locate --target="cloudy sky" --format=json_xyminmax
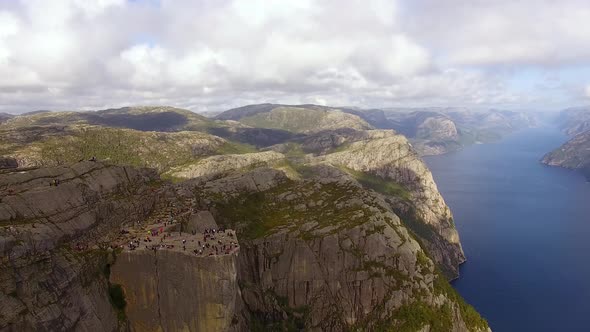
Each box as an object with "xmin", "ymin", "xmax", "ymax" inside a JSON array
[{"xmin": 1, "ymin": 0, "xmax": 590, "ymax": 113}]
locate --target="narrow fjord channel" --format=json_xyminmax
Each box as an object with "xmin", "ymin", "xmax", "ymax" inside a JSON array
[{"xmin": 424, "ymin": 127, "xmax": 590, "ymax": 332}]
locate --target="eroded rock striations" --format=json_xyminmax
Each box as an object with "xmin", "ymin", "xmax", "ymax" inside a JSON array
[
  {"xmin": 0, "ymin": 162, "xmax": 160, "ymax": 331},
  {"xmin": 314, "ymin": 130, "xmax": 465, "ymax": 278},
  {"xmin": 1, "ymin": 160, "xmax": 487, "ymax": 331}
]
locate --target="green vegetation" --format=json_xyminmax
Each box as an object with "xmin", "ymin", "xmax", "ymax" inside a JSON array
[
  {"xmin": 108, "ymin": 284, "xmax": 127, "ymax": 321},
  {"xmin": 2, "ymin": 125, "xmax": 263, "ymax": 173},
  {"xmin": 237, "ymin": 106, "xmax": 369, "ymax": 133},
  {"xmin": 433, "ymin": 273, "xmax": 489, "ymax": 331},
  {"xmin": 215, "ymin": 180, "xmax": 381, "ymax": 241},
  {"xmin": 383, "ymin": 300, "xmax": 454, "ymax": 332},
  {"xmin": 339, "ymin": 166, "xmax": 411, "ymax": 200},
  {"xmin": 249, "ymin": 289, "xmax": 311, "ymax": 331},
  {"xmin": 214, "ymin": 141, "xmax": 257, "ymax": 155},
  {"xmin": 239, "ymin": 107, "xmax": 330, "ymax": 133}
]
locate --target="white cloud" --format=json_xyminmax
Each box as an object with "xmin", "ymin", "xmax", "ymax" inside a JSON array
[{"xmin": 0, "ymin": 0, "xmax": 589, "ymax": 113}]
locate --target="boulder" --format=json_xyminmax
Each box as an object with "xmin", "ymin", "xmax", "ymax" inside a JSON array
[{"xmin": 186, "ymin": 211, "xmax": 218, "ymax": 233}]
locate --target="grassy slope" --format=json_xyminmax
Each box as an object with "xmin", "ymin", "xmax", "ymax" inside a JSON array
[
  {"xmin": 0, "ymin": 125, "xmax": 258, "ymax": 173},
  {"xmin": 238, "ymin": 106, "xmax": 370, "ymax": 133}
]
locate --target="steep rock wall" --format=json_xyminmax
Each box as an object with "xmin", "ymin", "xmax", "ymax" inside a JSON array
[
  {"xmin": 319, "ymin": 132, "xmax": 465, "ymax": 278},
  {"xmin": 0, "ymin": 162, "xmax": 160, "ymax": 331},
  {"xmin": 110, "ymin": 250, "xmax": 243, "ymax": 332}
]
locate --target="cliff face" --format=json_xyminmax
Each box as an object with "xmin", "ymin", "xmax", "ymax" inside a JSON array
[
  {"xmin": 0, "ymin": 162, "xmax": 160, "ymax": 331},
  {"xmin": 1, "ymin": 161, "xmax": 487, "ymax": 331},
  {"xmin": 316, "ymin": 131, "xmax": 464, "ymax": 278},
  {"xmin": 110, "ymin": 250, "xmax": 243, "ymax": 332},
  {"xmin": 194, "ymin": 166, "xmax": 486, "ymax": 331}
]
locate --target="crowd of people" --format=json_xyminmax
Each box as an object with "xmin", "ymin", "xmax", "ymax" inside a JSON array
[{"xmin": 112, "ymin": 220, "xmax": 239, "ymax": 257}]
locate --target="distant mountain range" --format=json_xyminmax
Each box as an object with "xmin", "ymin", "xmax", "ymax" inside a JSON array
[{"xmin": 216, "ymin": 104, "xmax": 538, "ymax": 156}]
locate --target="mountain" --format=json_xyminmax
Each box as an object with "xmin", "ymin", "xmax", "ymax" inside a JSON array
[
  {"xmin": 0, "ymin": 113, "xmax": 13, "ymax": 124},
  {"xmin": 542, "ymin": 130, "xmax": 590, "ymax": 173},
  {"xmin": 344, "ymin": 107, "xmax": 537, "ymax": 155},
  {"xmin": 0, "ymin": 104, "xmax": 489, "ymax": 331},
  {"xmin": 542, "ymin": 107, "xmax": 590, "ymax": 179},
  {"xmin": 216, "ymin": 104, "xmax": 372, "ymax": 133},
  {"xmin": 555, "ymin": 106, "xmax": 590, "ymax": 136},
  {"xmin": 2, "ymin": 106, "xmax": 215, "ymax": 132}
]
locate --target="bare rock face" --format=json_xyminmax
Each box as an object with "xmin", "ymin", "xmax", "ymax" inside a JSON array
[
  {"xmin": 186, "ymin": 211, "xmax": 218, "ymax": 233},
  {"xmin": 196, "ymin": 167, "xmax": 487, "ymax": 331},
  {"xmin": 0, "ymin": 160, "xmax": 486, "ymax": 331},
  {"xmin": 319, "ymin": 131, "xmax": 465, "ymax": 278},
  {"xmin": 0, "ymin": 162, "xmax": 160, "ymax": 331},
  {"xmin": 110, "ymin": 250, "xmax": 243, "ymax": 332}
]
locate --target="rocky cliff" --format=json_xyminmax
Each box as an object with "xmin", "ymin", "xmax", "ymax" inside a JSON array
[
  {"xmin": 187, "ymin": 166, "xmax": 486, "ymax": 331},
  {"xmin": 0, "ymin": 161, "xmax": 488, "ymax": 331},
  {"xmin": 0, "ymin": 105, "xmax": 489, "ymax": 331},
  {"xmin": 0, "ymin": 162, "xmax": 160, "ymax": 331},
  {"xmin": 312, "ymin": 130, "xmax": 465, "ymax": 278},
  {"xmin": 110, "ymin": 250, "xmax": 243, "ymax": 332}
]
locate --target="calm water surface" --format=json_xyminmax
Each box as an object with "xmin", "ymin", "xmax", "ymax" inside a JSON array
[{"xmin": 424, "ymin": 127, "xmax": 590, "ymax": 332}]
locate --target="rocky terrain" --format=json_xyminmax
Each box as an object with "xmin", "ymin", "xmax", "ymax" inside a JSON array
[{"xmin": 0, "ymin": 105, "xmax": 489, "ymax": 331}]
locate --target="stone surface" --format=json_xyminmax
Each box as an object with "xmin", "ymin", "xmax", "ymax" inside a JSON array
[
  {"xmin": 0, "ymin": 162, "xmax": 160, "ymax": 331},
  {"xmin": 110, "ymin": 250, "xmax": 244, "ymax": 332},
  {"xmin": 186, "ymin": 211, "xmax": 218, "ymax": 233},
  {"xmin": 318, "ymin": 130, "xmax": 465, "ymax": 278}
]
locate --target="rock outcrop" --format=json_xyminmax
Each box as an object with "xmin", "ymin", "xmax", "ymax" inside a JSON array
[
  {"xmin": 0, "ymin": 162, "xmax": 160, "ymax": 331},
  {"xmin": 318, "ymin": 130, "xmax": 465, "ymax": 278},
  {"xmin": 110, "ymin": 250, "xmax": 243, "ymax": 332},
  {"xmin": 0, "ymin": 160, "xmax": 488, "ymax": 331},
  {"xmin": 189, "ymin": 166, "xmax": 487, "ymax": 331}
]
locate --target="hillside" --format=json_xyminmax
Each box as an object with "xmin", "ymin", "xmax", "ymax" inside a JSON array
[
  {"xmin": 542, "ymin": 107, "xmax": 590, "ymax": 179},
  {"xmin": 216, "ymin": 104, "xmax": 372, "ymax": 133},
  {"xmin": 2, "ymin": 106, "xmax": 215, "ymax": 132},
  {"xmin": 556, "ymin": 106, "xmax": 590, "ymax": 136}
]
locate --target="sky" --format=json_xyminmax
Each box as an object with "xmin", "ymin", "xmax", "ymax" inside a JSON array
[{"xmin": 1, "ymin": 0, "xmax": 590, "ymax": 114}]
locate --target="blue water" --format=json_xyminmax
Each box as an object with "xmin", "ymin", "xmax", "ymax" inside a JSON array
[{"xmin": 424, "ymin": 127, "xmax": 590, "ymax": 332}]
